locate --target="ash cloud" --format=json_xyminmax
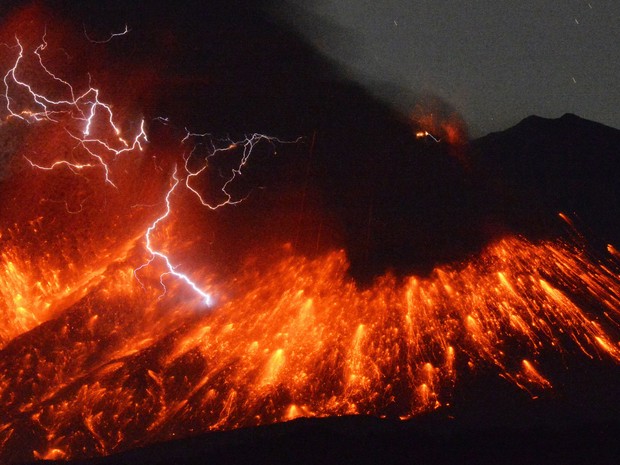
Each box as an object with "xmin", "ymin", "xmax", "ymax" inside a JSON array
[
  {"xmin": 8, "ymin": 0, "xmax": 609, "ymax": 284},
  {"xmin": 0, "ymin": 0, "xmax": 492, "ymax": 282}
]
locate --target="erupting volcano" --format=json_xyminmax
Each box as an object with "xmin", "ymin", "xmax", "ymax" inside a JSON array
[{"xmin": 1, "ymin": 2, "xmax": 620, "ymax": 464}]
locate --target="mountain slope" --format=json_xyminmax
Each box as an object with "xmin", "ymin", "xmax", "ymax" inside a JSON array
[{"xmin": 470, "ymin": 113, "xmax": 620, "ymax": 245}]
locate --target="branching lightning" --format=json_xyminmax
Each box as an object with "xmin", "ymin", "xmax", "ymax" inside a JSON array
[
  {"xmin": 4, "ymin": 17, "xmax": 620, "ymax": 463},
  {"xmin": 134, "ymin": 166, "xmax": 213, "ymax": 306},
  {"xmin": 2, "ymin": 33, "xmax": 147, "ymax": 186},
  {"xmin": 3, "ymin": 31, "xmax": 298, "ymax": 307},
  {"xmin": 182, "ymin": 131, "xmax": 301, "ymax": 209},
  {"xmin": 134, "ymin": 132, "xmax": 301, "ymax": 305},
  {"xmin": 83, "ymin": 23, "xmax": 130, "ymax": 44}
]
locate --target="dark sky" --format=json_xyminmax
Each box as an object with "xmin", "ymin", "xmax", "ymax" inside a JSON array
[{"xmin": 278, "ymin": 0, "xmax": 620, "ymax": 137}]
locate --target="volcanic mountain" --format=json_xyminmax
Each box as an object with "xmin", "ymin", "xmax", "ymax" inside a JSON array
[
  {"xmin": 4, "ymin": 114, "xmax": 620, "ymax": 465},
  {"xmin": 470, "ymin": 113, "xmax": 620, "ymax": 247},
  {"xmin": 1, "ymin": 2, "xmax": 620, "ymax": 464}
]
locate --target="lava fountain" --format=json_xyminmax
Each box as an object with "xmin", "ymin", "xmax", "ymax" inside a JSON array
[{"xmin": 1, "ymin": 12, "xmax": 620, "ymax": 464}]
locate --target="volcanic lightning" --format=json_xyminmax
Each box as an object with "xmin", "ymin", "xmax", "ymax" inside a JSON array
[
  {"xmin": 2, "ymin": 31, "xmax": 296, "ymax": 310},
  {"xmin": 135, "ymin": 131, "xmax": 300, "ymax": 303},
  {"xmin": 83, "ymin": 23, "xmax": 130, "ymax": 44},
  {"xmin": 1, "ymin": 17, "xmax": 620, "ymax": 465},
  {"xmin": 182, "ymin": 131, "xmax": 300, "ymax": 210},
  {"xmin": 3, "ymin": 33, "xmax": 148, "ymax": 186},
  {"xmin": 134, "ymin": 166, "xmax": 214, "ymax": 306}
]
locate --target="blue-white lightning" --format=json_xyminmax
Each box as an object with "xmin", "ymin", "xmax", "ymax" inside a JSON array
[{"xmin": 134, "ymin": 166, "xmax": 213, "ymax": 307}]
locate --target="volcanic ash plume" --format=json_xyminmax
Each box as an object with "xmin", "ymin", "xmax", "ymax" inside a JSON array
[{"xmin": 0, "ymin": 5, "xmax": 620, "ymax": 463}]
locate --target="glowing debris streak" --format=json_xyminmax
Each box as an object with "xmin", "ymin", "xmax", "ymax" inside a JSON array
[
  {"xmin": 1, "ymin": 236, "xmax": 620, "ymax": 462},
  {"xmin": 1, "ymin": 21, "xmax": 620, "ymax": 464}
]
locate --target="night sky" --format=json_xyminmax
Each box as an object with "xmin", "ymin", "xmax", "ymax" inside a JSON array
[
  {"xmin": 2, "ymin": 3, "xmax": 620, "ymax": 463},
  {"xmin": 277, "ymin": 0, "xmax": 620, "ymax": 137}
]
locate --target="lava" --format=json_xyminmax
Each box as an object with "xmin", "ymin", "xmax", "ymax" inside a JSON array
[
  {"xmin": 1, "ymin": 11, "xmax": 620, "ymax": 465},
  {"xmin": 1, "ymin": 235, "xmax": 620, "ymax": 462}
]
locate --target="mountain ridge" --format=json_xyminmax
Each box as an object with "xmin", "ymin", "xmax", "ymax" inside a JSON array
[{"xmin": 468, "ymin": 112, "xmax": 620, "ymax": 247}]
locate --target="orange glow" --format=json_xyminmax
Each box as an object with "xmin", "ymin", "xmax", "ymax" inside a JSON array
[
  {"xmin": 410, "ymin": 99, "xmax": 469, "ymax": 147},
  {"xmin": 2, "ymin": 234, "xmax": 620, "ymax": 461},
  {"xmin": 521, "ymin": 359, "xmax": 552, "ymax": 389},
  {"xmin": 1, "ymin": 9, "xmax": 620, "ymax": 463},
  {"xmin": 410, "ymin": 98, "xmax": 469, "ymax": 165}
]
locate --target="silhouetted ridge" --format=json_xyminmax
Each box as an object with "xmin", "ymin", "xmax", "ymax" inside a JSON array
[
  {"xmin": 470, "ymin": 113, "xmax": 620, "ymax": 246},
  {"xmin": 25, "ymin": 415, "xmax": 620, "ymax": 465},
  {"xmin": 7, "ymin": 2, "xmax": 620, "ymax": 280}
]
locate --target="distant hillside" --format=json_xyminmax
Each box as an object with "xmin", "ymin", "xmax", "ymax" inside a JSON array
[{"xmin": 469, "ymin": 113, "xmax": 620, "ymax": 247}]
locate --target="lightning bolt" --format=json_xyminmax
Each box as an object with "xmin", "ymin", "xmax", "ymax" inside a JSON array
[
  {"xmin": 135, "ymin": 132, "xmax": 301, "ymax": 306},
  {"xmin": 4, "ymin": 31, "xmax": 300, "ymax": 307},
  {"xmin": 83, "ymin": 24, "xmax": 130, "ymax": 44},
  {"xmin": 2, "ymin": 33, "xmax": 147, "ymax": 187},
  {"xmin": 134, "ymin": 166, "xmax": 213, "ymax": 307},
  {"xmin": 182, "ymin": 131, "xmax": 300, "ymax": 209}
]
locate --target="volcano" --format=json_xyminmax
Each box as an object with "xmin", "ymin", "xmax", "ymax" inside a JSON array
[
  {"xmin": 470, "ymin": 113, "xmax": 620, "ymax": 246},
  {"xmin": 3, "ymin": 111, "xmax": 619, "ymax": 465},
  {"xmin": 1, "ymin": 2, "xmax": 620, "ymax": 464}
]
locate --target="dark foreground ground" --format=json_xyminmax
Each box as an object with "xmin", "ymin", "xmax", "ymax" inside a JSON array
[
  {"xmin": 28, "ymin": 414, "xmax": 620, "ymax": 465},
  {"xmin": 23, "ymin": 360, "xmax": 620, "ymax": 465},
  {"xmin": 3, "ymin": 3, "xmax": 620, "ymax": 465}
]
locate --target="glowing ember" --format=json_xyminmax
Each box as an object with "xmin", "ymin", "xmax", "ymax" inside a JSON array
[
  {"xmin": 1, "ymin": 15, "xmax": 620, "ymax": 465},
  {"xmin": 1, "ymin": 235, "xmax": 620, "ymax": 461},
  {"xmin": 410, "ymin": 98, "xmax": 468, "ymax": 147}
]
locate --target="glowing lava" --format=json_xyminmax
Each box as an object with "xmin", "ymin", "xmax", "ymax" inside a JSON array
[
  {"xmin": 1, "ymin": 14, "xmax": 620, "ymax": 465},
  {"xmin": 1, "ymin": 235, "xmax": 620, "ymax": 462}
]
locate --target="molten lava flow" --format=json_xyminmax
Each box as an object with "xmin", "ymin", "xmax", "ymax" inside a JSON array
[
  {"xmin": 1, "ymin": 15, "xmax": 620, "ymax": 464},
  {"xmin": 1, "ymin": 236, "xmax": 620, "ymax": 461},
  {"xmin": 0, "ymin": 27, "xmax": 153, "ymax": 345}
]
